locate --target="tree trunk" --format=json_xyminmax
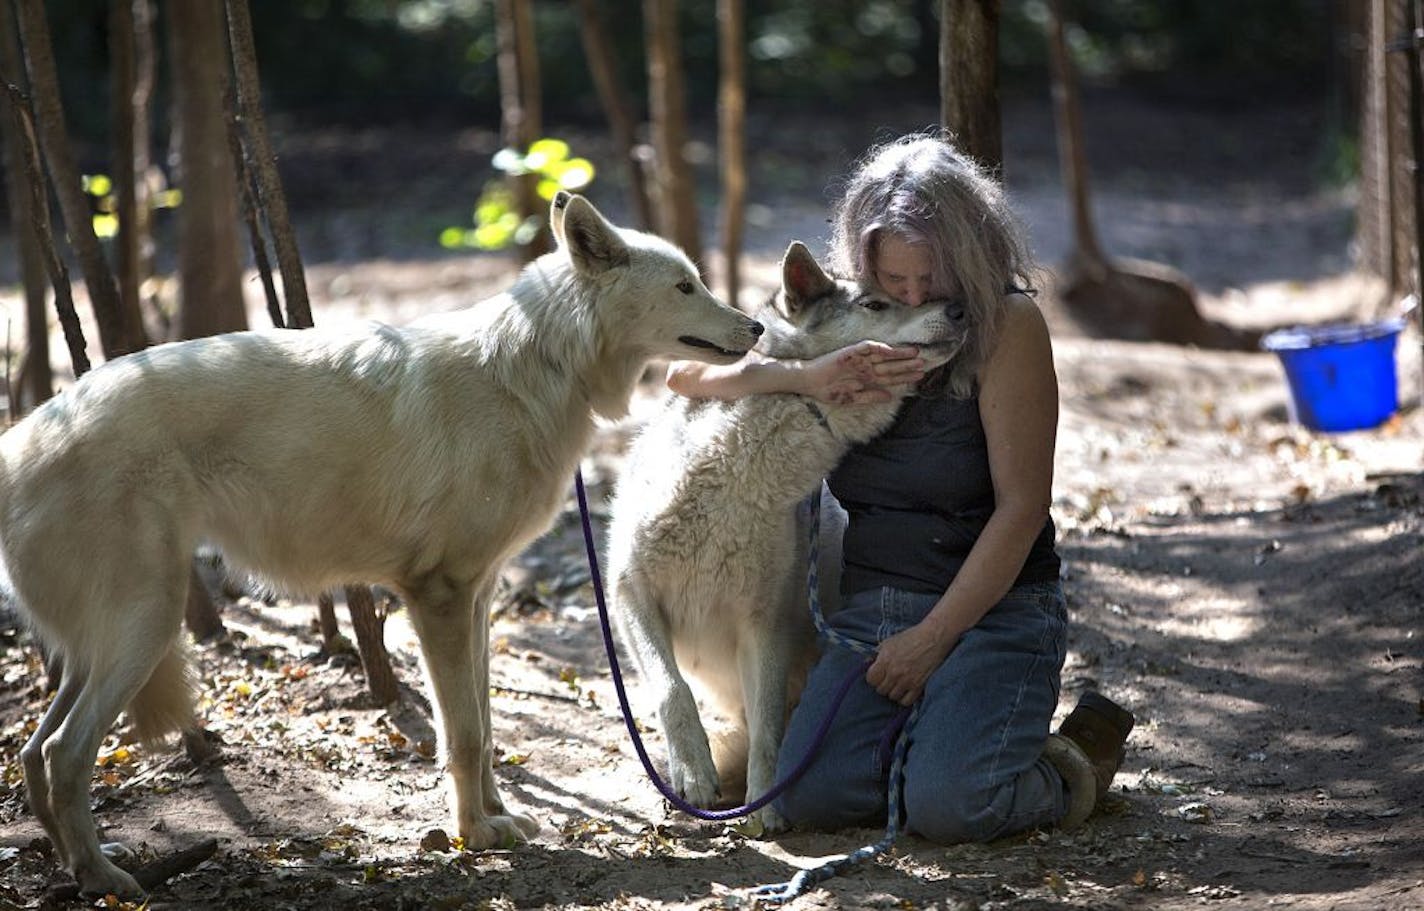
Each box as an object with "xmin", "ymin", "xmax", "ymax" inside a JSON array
[
  {"xmin": 1045, "ymin": 0, "xmax": 1107, "ymax": 271},
  {"xmin": 224, "ymin": 90, "xmax": 285, "ymax": 330},
  {"xmin": 165, "ymin": 0, "xmax": 242, "ymax": 638},
  {"xmin": 939, "ymin": 0, "xmax": 1003, "ymax": 176},
  {"xmin": 1, "ymin": 83, "xmax": 89, "ymax": 377},
  {"xmin": 167, "ymin": 0, "xmax": 247, "ymax": 340},
  {"xmin": 0, "ymin": 0, "xmax": 50, "ymax": 408},
  {"xmin": 573, "ymin": 0, "xmax": 655, "ymax": 232},
  {"xmin": 317, "ymin": 591, "xmax": 341, "ymax": 648},
  {"xmin": 184, "ymin": 565, "xmax": 224, "ymax": 642},
  {"xmin": 495, "ymin": 0, "xmax": 551, "ymax": 262},
  {"xmin": 225, "ymin": 0, "xmax": 311, "ymax": 328},
  {"xmin": 1403, "ymin": 0, "xmax": 1424, "ymax": 362},
  {"xmin": 345, "ymin": 584, "xmax": 400, "ymax": 706},
  {"xmin": 110, "ymin": 0, "xmax": 155, "ymax": 353},
  {"xmin": 717, "ymin": 0, "xmax": 746, "ymax": 307},
  {"xmin": 644, "ymin": 0, "xmax": 703, "ymax": 274},
  {"xmin": 229, "ymin": 1, "xmax": 399, "ymax": 700},
  {"xmin": 13, "ymin": 0, "xmax": 133, "ymax": 358}
]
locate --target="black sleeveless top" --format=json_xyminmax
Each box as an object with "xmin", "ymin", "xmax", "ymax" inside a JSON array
[{"xmin": 827, "ymin": 389, "xmax": 1060, "ymax": 597}]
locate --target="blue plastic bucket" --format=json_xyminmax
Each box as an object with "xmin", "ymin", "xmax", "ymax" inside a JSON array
[{"xmin": 1261, "ymin": 319, "xmax": 1405, "ymax": 432}]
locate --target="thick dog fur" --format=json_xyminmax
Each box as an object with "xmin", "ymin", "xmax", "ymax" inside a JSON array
[
  {"xmin": 605, "ymin": 243, "xmax": 968, "ymax": 832},
  {"xmin": 0, "ymin": 193, "xmax": 762, "ymax": 897}
]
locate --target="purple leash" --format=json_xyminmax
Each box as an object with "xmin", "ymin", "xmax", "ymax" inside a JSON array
[{"xmin": 574, "ymin": 470, "xmax": 865, "ymax": 821}]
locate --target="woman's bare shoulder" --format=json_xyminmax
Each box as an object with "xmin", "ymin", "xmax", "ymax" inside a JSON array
[{"xmin": 990, "ymin": 292, "xmax": 1052, "ymax": 361}]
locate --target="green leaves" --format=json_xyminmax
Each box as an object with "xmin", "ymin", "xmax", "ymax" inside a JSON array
[
  {"xmin": 441, "ymin": 138, "xmax": 595, "ymax": 252},
  {"xmin": 81, "ymin": 172, "xmax": 181, "ymax": 240}
]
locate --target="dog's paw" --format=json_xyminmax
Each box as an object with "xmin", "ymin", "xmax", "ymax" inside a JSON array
[
  {"xmin": 459, "ymin": 812, "xmax": 540, "ymax": 850},
  {"xmin": 753, "ymin": 803, "xmax": 789, "ymax": 835},
  {"xmin": 662, "ymin": 697, "xmax": 720, "ymax": 806},
  {"xmin": 73, "ymin": 856, "xmax": 144, "ymax": 901},
  {"xmin": 667, "ymin": 747, "xmax": 721, "ymax": 808}
]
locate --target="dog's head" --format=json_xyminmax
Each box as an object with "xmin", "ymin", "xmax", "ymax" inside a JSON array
[
  {"xmin": 754, "ymin": 242, "xmax": 969, "ymax": 370},
  {"xmin": 550, "ymin": 191, "xmax": 762, "ymax": 365}
]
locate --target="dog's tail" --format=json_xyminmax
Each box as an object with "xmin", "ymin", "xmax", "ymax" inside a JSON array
[{"xmin": 128, "ymin": 638, "xmax": 199, "ymax": 749}]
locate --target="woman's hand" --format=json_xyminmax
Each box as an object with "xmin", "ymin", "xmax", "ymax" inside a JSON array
[
  {"xmin": 798, "ymin": 342, "xmax": 925, "ymax": 405},
  {"xmin": 866, "ymin": 621, "xmax": 958, "ymax": 706}
]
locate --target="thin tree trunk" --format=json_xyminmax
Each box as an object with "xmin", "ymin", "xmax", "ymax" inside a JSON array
[
  {"xmin": 165, "ymin": 0, "xmax": 241, "ymax": 637},
  {"xmin": 645, "ymin": 0, "xmax": 703, "ymax": 274},
  {"xmin": 717, "ymin": 0, "xmax": 746, "ymax": 308},
  {"xmin": 1404, "ymin": 0, "xmax": 1424, "ymax": 373},
  {"xmin": 184, "ymin": 566, "xmax": 224, "ymax": 641},
  {"xmin": 495, "ymin": 0, "xmax": 551, "ymax": 262},
  {"xmin": 223, "ymin": 1, "xmax": 399, "ymax": 701},
  {"xmin": 224, "ymin": 84, "xmax": 284, "ymax": 329},
  {"xmin": 225, "ymin": 0, "xmax": 310, "ymax": 328},
  {"xmin": 573, "ymin": 0, "xmax": 655, "ymax": 232},
  {"xmin": 167, "ymin": 0, "xmax": 247, "ymax": 340},
  {"xmin": 1, "ymin": 84, "xmax": 89, "ymax": 377},
  {"xmin": 317, "ymin": 591, "xmax": 341, "ymax": 648},
  {"xmin": 13, "ymin": 0, "xmax": 132, "ymax": 358},
  {"xmin": 939, "ymin": 0, "xmax": 1003, "ymax": 175},
  {"xmin": 110, "ymin": 0, "xmax": 155, "ymax": 354},
  {"xmin": 1046, "ymin": 0, "xmax": 1107, "ymax": 271},
  {"xmin": 345, "ymin": 585, "xmax": 399, "ymax": 706},
  {"xmin": 0, "ymin": 0, "xmax": 49, "ymax": 408}
]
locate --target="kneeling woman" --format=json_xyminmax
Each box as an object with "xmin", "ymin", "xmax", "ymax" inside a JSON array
[{"xmin": 666, "ymin": 133, "xmax": 1134, "ymax": 841}]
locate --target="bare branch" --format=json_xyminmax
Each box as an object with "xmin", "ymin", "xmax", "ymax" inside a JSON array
[{"xmin": 1, "ymin": 84, "xmax": 90, "ymax": 376}]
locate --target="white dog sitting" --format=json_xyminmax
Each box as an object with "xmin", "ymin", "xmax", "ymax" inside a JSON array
[{"xmin": 606, "ymin": 243, "xmax": 968, "ymax": 832}]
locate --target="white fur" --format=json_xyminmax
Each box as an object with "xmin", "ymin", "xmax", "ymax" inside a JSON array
[
  {"xmin": 605, "ymin": 243, "xmax": 966, "ymax": 832},
  {"xmin": 0, "ymin": 193, "xmax": 761, "ymax": 898}
]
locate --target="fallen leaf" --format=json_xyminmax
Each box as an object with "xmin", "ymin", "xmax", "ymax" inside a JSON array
[
  {"xmin": 1044, "ymin": 870, "xmax": 1068, "ymax": 896},
  {"xmin": 728, "ymin": 816, "xmax": 764, "ymax": 839},
  {"xmin": 420, "ymin": 828, "xmax": 451, "ymax": 853}
]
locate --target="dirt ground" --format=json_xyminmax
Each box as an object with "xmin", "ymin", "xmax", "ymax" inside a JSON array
[{"xmin": 1, "ymin": 90, "xmax": 1422, "ymax": 910}]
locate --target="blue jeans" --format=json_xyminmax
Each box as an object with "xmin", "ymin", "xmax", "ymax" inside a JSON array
[{"xmin": 774, "ymin": 580, "xmax": 1069, "ymax": 843}]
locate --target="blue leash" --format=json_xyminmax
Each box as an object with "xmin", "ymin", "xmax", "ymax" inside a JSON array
[
  {"xmin": 575, "ymin": 471, "xmax": 917, "ymax": 902},
  {"xmin": 749, "ymin": 489, "xmax": 917, "ymax": 902}
]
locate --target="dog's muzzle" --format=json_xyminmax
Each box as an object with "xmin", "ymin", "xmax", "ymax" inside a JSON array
[{"xmin": 679, "ymin": 320, "xmax": 762, "ymax": 358}]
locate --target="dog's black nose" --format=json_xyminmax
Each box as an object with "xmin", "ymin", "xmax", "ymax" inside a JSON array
[{"xmin": 748, "ymin": 321, "xmax": 764, "ymax": 337}]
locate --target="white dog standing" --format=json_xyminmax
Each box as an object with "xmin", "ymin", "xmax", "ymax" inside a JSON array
[
  {"xmin": 0, "ymin": 192, "xmax": 762, "ymax": 898},
  {"xmin": 605, "ymin": 243, "xmax": 968, "ymax": 832}
]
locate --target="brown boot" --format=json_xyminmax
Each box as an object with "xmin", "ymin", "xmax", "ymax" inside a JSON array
[
  {"xmin": 1043, "ymin": 734, "xmax": 1096, "ymax": 830},
  {"xmin": 1058, "ymin": 691, "xmax": 1135, "ymax": 803}
]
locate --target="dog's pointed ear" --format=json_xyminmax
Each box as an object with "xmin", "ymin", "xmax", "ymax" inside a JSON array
[
  {"xmin": 561, "ymin": 195, "xmax": 630, "ymax": 275},
  {"xmin": 549, "ymin": 190, "xmax": 573, "ymax": 246},
  {"xmin": 780, "ymin": 242, "xmax": 836, "ymax": 315}
]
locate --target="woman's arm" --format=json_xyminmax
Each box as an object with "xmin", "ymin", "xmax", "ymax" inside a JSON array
[
  {"xmin": 866, "ymin": 295, "xmax": 1059, "ymax": 705},
  {"xmin": 667, "ymin": 342, "xmax": 926, "ymax": 403}
]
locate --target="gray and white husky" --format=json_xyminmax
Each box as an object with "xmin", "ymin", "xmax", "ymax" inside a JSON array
[{"xmin": 606, "ymin": 243, "xmax": 968, "ymax": 832}]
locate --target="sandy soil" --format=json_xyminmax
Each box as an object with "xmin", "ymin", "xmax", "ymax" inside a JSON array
[{"xmin": 0, "ymin": 90, "xmax": 1421, "ymax": 909}]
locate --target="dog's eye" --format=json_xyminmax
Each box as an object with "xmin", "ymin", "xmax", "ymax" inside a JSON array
[
  {"xmin": 859, "ymin": 298, "xmax": 888, "ymax": 312},
  {"xmin": 677, "ymin": 279, "xmax": 695, "ymax": 294}
]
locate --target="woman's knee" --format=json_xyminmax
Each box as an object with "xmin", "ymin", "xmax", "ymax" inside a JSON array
[
  {"xmin": 903, "ymin": 779, "xmax": 1008, "ymax": 844},
  {"xmin": 775, "ymin": 773, "xmax": 878, "ymax": 831}
]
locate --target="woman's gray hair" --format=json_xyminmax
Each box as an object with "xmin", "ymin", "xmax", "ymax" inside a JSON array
[{"xmin": 828, "ymin": 131, "xmax": 1040, "ymax": 397}]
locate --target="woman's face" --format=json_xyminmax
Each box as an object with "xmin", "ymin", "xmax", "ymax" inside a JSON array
[{"xmin": 872, "ymin": 234, "xmax": 935, "ymax": 307}]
